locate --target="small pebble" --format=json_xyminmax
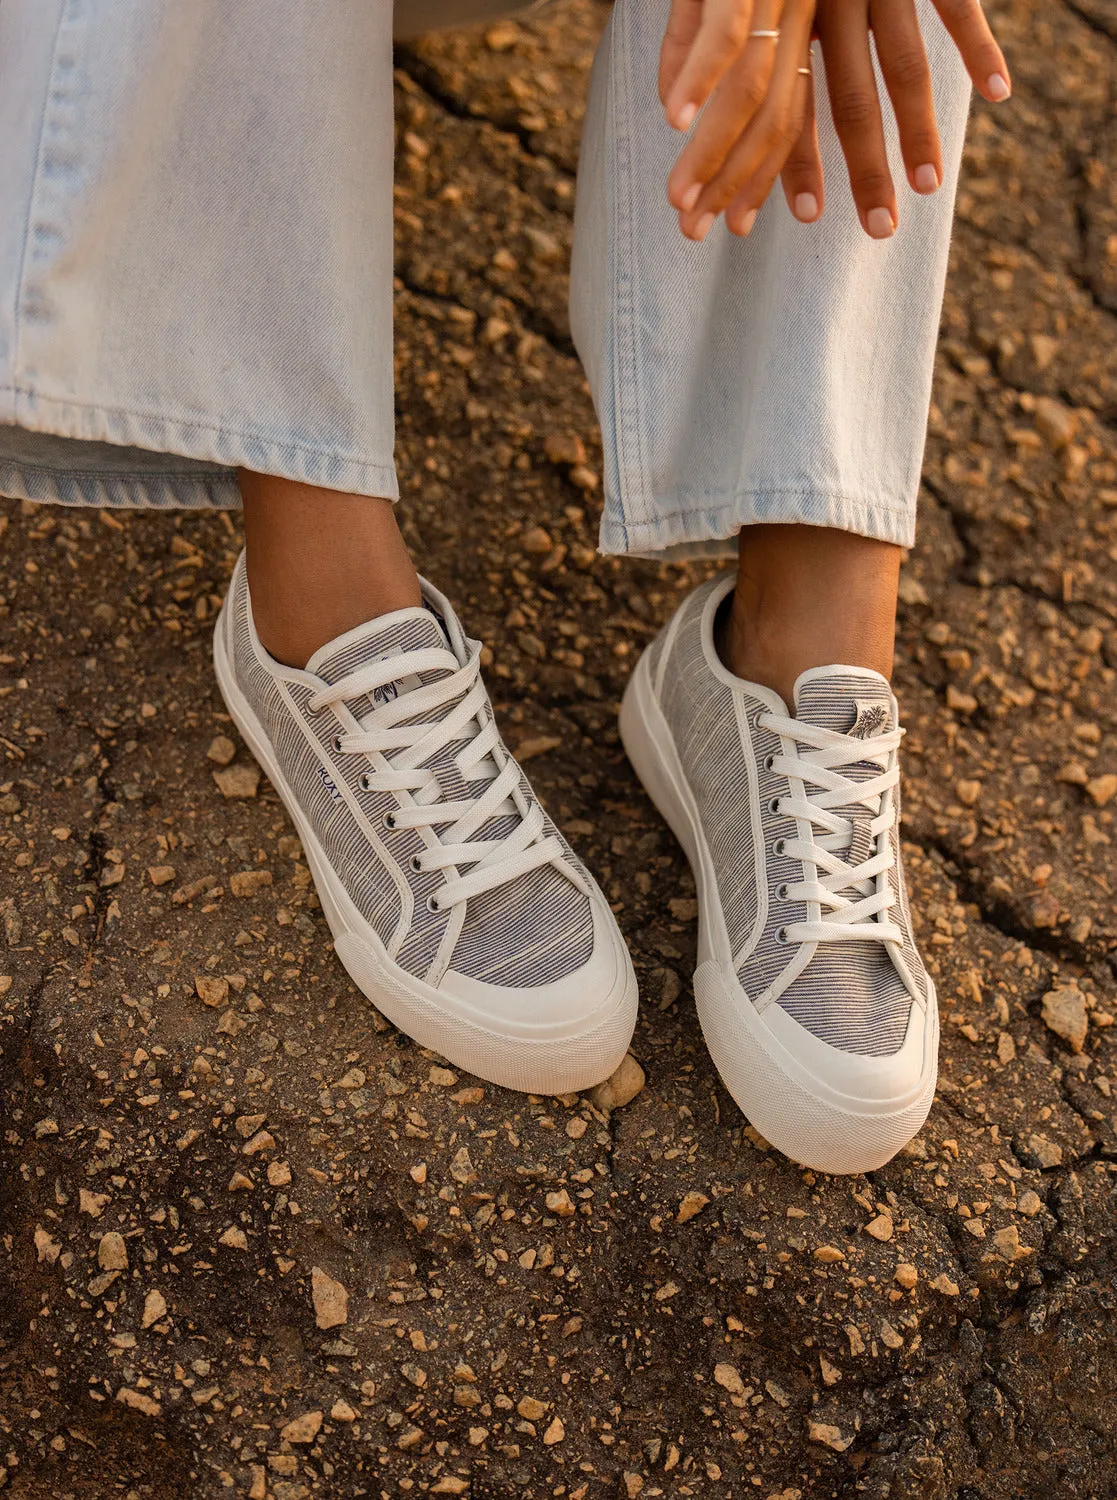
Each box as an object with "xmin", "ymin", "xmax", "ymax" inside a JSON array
[
  {"xmin": 207, "ymin": 735, "xmax": 237, "ymax": 766},
  {"xmin": 588, "ymin": 1054, "xmax": 645, "ymax": 1113},
  {"xmin": 677, "ymin": 1191, "xmax": 709, "ymax": 1224},
  {"xmin": 97, "ymin": 1232, "xmax": 128, "ymax": 1271},
  {"xmin": 864, "ymin": 1214, "xmax": 894, "ymax": 1242},
  {"xmin": 213, "ymin": 764, "xmax": 261, "ymax": 799},
  {"xmin": 311, "ymin": 1266, "xmax": 349, "ymax": 1329},
  {"xmin": 280, "ymin": 1410, "xmax": 323, "ymax": 1445},
  {"xmin": 230, "ymin": 869, "xmax": 272, "ymax": 897},
  {"xmin": 142, "ymin": 1289, "xmax": 167, "ymax": 1328},
  {"xmin": 1041, "ymin": 984, "xmax": 1088, "ymax": 1054},
  {"xmin": 1086, "ymin": 773, "xmax": 1117, "ymax": 808},
  {"xmin": 808, "ymin": 1420, "xmax": 854, "ymax": 1452}
]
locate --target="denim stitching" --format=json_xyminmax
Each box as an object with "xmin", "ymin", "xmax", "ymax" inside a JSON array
[
  {"xmin": 2, "ymin": 385, "xmax": 398, "ymax": 472},
  {"xmin": 11, "ymin": 1, "xmax": 68, "ymax": 385}
]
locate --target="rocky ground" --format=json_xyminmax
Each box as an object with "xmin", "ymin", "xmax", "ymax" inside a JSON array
[{"xmin": 1, "ymin": 1, "xmax": 1115, "ymax": 1496}]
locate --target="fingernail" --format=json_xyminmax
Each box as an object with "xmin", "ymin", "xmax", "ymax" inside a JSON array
[
  {"xmin": 794, "ymin": 192, "xmax": 819, "ymax": 222},
  {"xmin": 680, "ymin": 182, "xmax": 702, "ymax": 214},
  {"xmin": 733, "ymin": 208, "xmax": 758, "ymax": 237},
  {"xmin": 694, "ymin": 211, "xmax": 715, "ymax": 242},
  {"xmin": 867, "ymin": 207, "xmax": 895, "ymax": 239},
  {"xmin": 986, "ymin": 72, "xmax": 1011, "ymax": 102},
  {"xmin": 913, "ymin": 163, "xmax": 939, "ymax": 194},
  {"xmin": 674, "ymin": 101, "xmax": 698, "ymax": 131}
]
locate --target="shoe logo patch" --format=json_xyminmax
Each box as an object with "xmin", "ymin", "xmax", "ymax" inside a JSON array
[
  {"xmin": 318, "ymin": 765, "xmax": 343, "ymax": 802},
  {"xmin": 849, "ymin": 700, "xmax": 889, "ymax": 739},
  {"xmin": 371, "ymin": 650, "xmax": 423, "ymax": 705}
]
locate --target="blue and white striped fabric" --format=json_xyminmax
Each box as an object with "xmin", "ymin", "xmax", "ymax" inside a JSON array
[
  {"xmin": 654, "ymin": 575, "xmax": 928, "ymax": 1058},
  {"xmin": 228, "ymin": 558, "xmax": 594, "ymax": 988}
]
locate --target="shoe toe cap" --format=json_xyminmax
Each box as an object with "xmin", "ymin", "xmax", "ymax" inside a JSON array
[
  {"xmin": 761, "ymin": 996, "xmax": 933, "ymax": 1109},
  {"xmin": 439, "ymin": 898, "xmax": 636, "ymax": 1048}
]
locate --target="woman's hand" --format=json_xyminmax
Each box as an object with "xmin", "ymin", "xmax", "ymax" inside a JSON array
[
  {"xmin": 661, "ymin": 0, "xmax": 819, "ymax": 241},
  {"xmin": 780, "ymin": 0, "xmax": 1011, "ymax": 237}
]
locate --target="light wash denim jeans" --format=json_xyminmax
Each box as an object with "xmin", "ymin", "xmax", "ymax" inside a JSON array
[{"xmin": 0, "ymin": 0, "xmax": 970, "ymax": 559}]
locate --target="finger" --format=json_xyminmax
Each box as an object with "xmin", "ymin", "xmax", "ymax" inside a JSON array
[
  {"xmin": 779, "ymin": 65, "xmax": 825, "ymax": 223},
  {"xmin": 870, "ymin": 0, "xmax": 942, "ymax": 195},
  {"xmin": 724, "ymin": 71, "xmax": 812, "ymax": 233},
  {"xmin": 667, "ymin": 25, "xmax": 780, "ymax": 214},
  {"xmin": 816, "ymin": 4, "xmax": 897, "ymax": 239},
  {"xmin": 659, "ymin": 0, "xmax": 703, "ymax": 109},
  {"xmin": 664, "ymin": 0, "xmax": 759, "ymax": 131},
  {"xmin": 681, "ymin": 9, "xmax": 813, "ymax": 235},
  {"xmin": 932, "ymin": 0, "xmax": 1011, "ymax": 101}
]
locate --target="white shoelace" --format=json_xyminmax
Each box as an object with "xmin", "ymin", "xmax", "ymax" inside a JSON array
[
  {"xmin": 309, "ymin": 639, "xmax": 572, "ymax": 912},
  {"xmin": 759, "ymin": 709, "xmax": 905, "ymax": 947}
]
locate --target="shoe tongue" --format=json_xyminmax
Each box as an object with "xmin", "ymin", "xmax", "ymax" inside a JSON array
[
  {"xmin": 306, "ymin": 603, "xmax": 513, "ymax": 833},
  {"xmin": 792, "ymin": 669, "xmax": 894, "ymax": 874},
  {"xmin": 793, "ymin": 668, "xmax": 893, "ymax": 741},
  {"xmin": 307, "ymin": 605, "xmax": 451, "ymax": 703}
]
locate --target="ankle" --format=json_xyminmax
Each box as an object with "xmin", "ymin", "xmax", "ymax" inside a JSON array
[
  {"xmin": 716, "ymin": 525, "xmax": 900, "ymax": 706},
  {"xmin": 248, "ymin": 568, "xmax": 421, "ymax": 669},
  {"xmin": 716, "ymin": 599, "xmax": 894, "ymax": 706},
  {"xmin": 239, "ymin": 473, "xmax": 421, "ymax": 668}
]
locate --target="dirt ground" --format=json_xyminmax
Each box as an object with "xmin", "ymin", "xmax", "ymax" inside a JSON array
[{"xmin": 1, "ymin": 2, "xmax": 1115, "ymax": 1496}]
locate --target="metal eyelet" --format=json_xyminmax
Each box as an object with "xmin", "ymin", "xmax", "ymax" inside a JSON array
[
  {"xmin": 751, "ymin": 709, "xmax": 766, "ymax": 730},
  {"xmin": 776, "ymin": 883, "xmax": 789, "ymax": 901},
  {"xmin": 359, "ymin": 773, "xmax": 373, "ymax": 792},
  {"xmin": 410, "ymin": 855, "xmax": 423, "ymax": 874},
  {"xmin": 764, "ymin": 754, "xmax": 775, "ymax": 771},
  {"xmin": 426, "ymin": 894, "xmax": 441, "ymax": 914},
  {"xmin": 383, "ymin": 811, "xmax": 396, "ymax": 830},
  {"xmin": 768, "ymin": 797, "xmax": 781, "ymax": 816},
  {"xmin": 776, "ymin": 926, "xmax": 790, "ymax": 944},
  {"xmin": 331, "ymin": 734, "xmax": 344, "ymax": 754},
  {"xmin": 772, "ymin": 838, "xmax": 786, "ymax": 857}
]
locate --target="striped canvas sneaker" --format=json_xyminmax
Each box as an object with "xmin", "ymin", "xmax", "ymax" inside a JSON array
[
  {"xmin": 214, "ymin": 552, "xmax": 637, "ymax": 1094},
  {"xmin": 620, "ymin": 574, "xmax": 937, "ymax": 1174}
]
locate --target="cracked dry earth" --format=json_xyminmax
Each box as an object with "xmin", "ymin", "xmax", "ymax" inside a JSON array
[{"xmin": 1, "ymin": 1, "xmax": 1115, "ymax": 1497}]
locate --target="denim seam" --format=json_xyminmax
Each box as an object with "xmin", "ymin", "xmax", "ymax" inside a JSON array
[
  {"xmin": 0, "ymin": 456, "xmax": 228, "ymax": 481},
  {"xmin": 12, "ymin": 1, "xmax": 68, "ymax": 385},
  {"xmin": 605, "ymin": 12, "xmax": 629, "ymax": 552},
  {"xmin": 633, "ymin": 486, "xmax": 915, "ymax": 528},
  {"xmin": 598, "ymin": 485, "xmax": 916, "ymax": 557},
  {"xmin": 0, "ymin": 385, "xmax": 398, "ymax": 474},
  {"xmin": 610, "ymin": 6, "xmax": 643, "ymax": 556}
]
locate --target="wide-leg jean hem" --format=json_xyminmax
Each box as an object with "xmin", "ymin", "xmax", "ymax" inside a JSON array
[
  {"xmin": 0, "ymin": 385, "xmax": 399, "ymax": 510},
  {"xmin": 574, "ymin": 0, "xmax": 970, "ymax": 567},
  {"xmin": 598, "ymin": 485, "xmax": 916, "ymax": 561}
]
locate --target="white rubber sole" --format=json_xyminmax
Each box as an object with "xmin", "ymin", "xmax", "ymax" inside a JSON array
[
  {"xmin": 620, "ymin": 646, "xmax": 938, "ymax": 1174},
  {"xmin": 213, "ymin": 606, "xmax": 637, "ymax": 1095}
]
